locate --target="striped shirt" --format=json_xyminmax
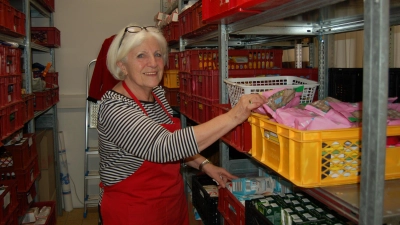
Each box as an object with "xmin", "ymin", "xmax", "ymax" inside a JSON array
[{"xmin": 97, "ymin": 86, "xmax": 199, "ymax": 204}]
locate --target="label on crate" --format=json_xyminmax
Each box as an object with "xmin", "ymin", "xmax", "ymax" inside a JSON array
[
  {"xmin": 27, "ymin": 193, "xmax": 33, "ymax": 204},
  {"xmin": 264, "ymin": 131, "xmax": 279, "ymax": 144},
  {"xmin": 30, "ymin": 168, "xmax": 34, "ymax": 181},
  {"xmin": 3, "ymin": 190, "xmax": 11, "ymax": 208}
]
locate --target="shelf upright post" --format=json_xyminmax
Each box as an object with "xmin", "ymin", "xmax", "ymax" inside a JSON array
[
  {"xmin": 23, "ymin": 0, "xmax": 32, "ymax": 95},
  {"xmin": 23, "ymin": 0, "xmax": 36, "ymax": 133},
  {"xmin": 308, "ymin": 39, "xmax": 315, "ymax": 68},
  {"xmin": 318, "ymin": 34, "xmax": 334, "ymax": 100},
  {"xmin": 295, "ymin": 40, "xmax": 302, "ymax": 68},
  {"xmin": 178, "ymin": 0, "xmax": 185, "ymax": 129},
  {"xmin": 218, "ymin": 24, "xmax": 230, "ymax": 171},
  {"xmin": 359, "ymin": 0, "xmax": 389, "ymax": 224},
  {"xmin": 47, "ymin": 11, "xmax": 61, "ymax": 216}
]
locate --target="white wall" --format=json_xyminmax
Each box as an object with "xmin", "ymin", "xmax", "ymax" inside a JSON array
[
  {"xmin": 282, "ymin": 26, "xmax": 400, "ymax": 68},
  {"xmin": 36, "ymin": 0, "xmax": 160, "ymax": 208}
]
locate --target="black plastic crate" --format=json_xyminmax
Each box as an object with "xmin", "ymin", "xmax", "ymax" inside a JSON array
[
  {"xmin": 389, "ymin": 68, "xmax": 400, "ymax": 101},
  {"xmin": 328, "ymin": 68, "xmax": 363, "ymax": 102},
  {"xmin": 245, "ymin": 200, "xmax": 273, "ymax": 225},
  {"xmin": 192, "ymin": 174, "xmax": 220, "ymax": 225},
  {"xmin": 328, "ymin": 68, "xmax": 400, "ymax": 103}
]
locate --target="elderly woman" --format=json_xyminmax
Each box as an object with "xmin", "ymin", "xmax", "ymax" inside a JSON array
[{"xmin": 98, "ymin": 23, "xmax": 267, "ymax": 225}]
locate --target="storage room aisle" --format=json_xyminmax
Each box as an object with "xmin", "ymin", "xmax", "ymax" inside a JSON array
[{"xmin": 56, "ymin": 207, "xmax": 98, "ymax": 225}]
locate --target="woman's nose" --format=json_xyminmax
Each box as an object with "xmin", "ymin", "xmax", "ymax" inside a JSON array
[{"xmin": 148, "ymin": 55, "xmax": 158, "ymax": 67}]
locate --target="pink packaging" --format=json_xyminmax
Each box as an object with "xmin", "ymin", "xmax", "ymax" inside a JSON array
[{"xmin": 255, "ymin": 87, "xmax": 302, "ymax": 119}]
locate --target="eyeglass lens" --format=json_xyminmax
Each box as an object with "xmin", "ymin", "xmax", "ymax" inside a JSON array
[
  {"xmin": 126, "ymin": 26, "xmax": 159, "ymax": 33},
  {"xmin": 119, "ymin": 26, "xmax": 160, "ymax": 48}
]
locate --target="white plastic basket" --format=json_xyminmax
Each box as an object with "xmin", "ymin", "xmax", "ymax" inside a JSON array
[
  {"xmin": 89, "ymin": 101, "xmax": 101, "ymax": 128},
  {"xmin": 224, "ymin": 76, "xmax": 319, "ymax": 107}
]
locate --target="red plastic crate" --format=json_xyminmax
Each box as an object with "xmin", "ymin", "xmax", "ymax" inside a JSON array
[
  {"xmin": 0, "ymin": 107, "xmax": 6, "ymax": 139},
  {"xmin": 0, "ymin": 2, "xmax": 6, "ymax": 29},
  {"xmin": 31, "ymin": 27, "xmax": 60, "ymax": 48},
  {"xmin": 218, "ymin": 188, "xmax": 245, "ymax": 225},
  {"xmin": 44, "ymin": 72, "xmax": 58, "ymax": 88},
  {"xmin": 166, "ymin": 22, "xmax": 179, "ymax": 43},
  {"xmin": 192, "ymin": 69, "xmax": 258, "ymax": 101},
  {"xmin": 192, "ymin": 96, "xmax": 219, "ymax": 124},
  {"xmin": 2, "ymin": 137, "xmax": 33, "ymax": 170},
  {"xmin": 238, "ymin": 0, "xmax": 292, "ymax": 11},
  {"xmin": 16, "ymin": 182, "xmax": 36, "ymax": 216},
  {"xmin": 0, "ymin": 45, "xmax": 7, "ymax": 76},
  {"xmin": 17, "ymin": 10, "xmax": 25, "ymax": 35},
  {"xmin": 180, "ymin": 49, "xmax": 218, "ymax": 73},
  {"xmin": 33, "ymin": 90, "xmax": 52, "ymax": 111},
  {"xmin": 7, "ymin": 48, "xmax": 22, "ymax": 75},
  {"xmin": 192, "ymin": 70, "xmax": 220, "ymax": 100},
  {"xmin": 164, "ymin": 87, "xmax": 180, "ymax": 107},
  {"xmin": 11, "ymin": 8, "xmax": 23, "ymax": 35},
  {"xmin": 0, "ymin": 180, "xmax": 18, "ymax": 223},
  {"xmin": 178, "ymin": 7, "xmax": 193, "ymax": 36},
  {"xmin": 179, "ymin": 93, "xmax": 193, "ymax": 120},
  {"xmin": 277, "ymin": 68, "xmax": 318, "ymax": 81},
  {"xmin": 0, "ymin": 75, "xmax": 22, "ymax": 106},
  {"xmin": 0, "ymin": 203, "xmax": 18, "ymax": 225},
  {"xmin": 202, "ymin": 0, "xmax": 236, "ymax": 21},
  {"xmin": 0, "ymin": 155, "xmax": 40, "ymax": 192},
  {"xmin": 191, "ymin": 1, "xmax": 203, "ymax": 31},
  {"xmin": 22, "ymin": 94, "xmax": 34, "ymax": 123},
  {"xmin": 167, "ymin": 52, "xmax": 179, "ymax": 70},
  {"xmin": 228, "ymin": 49, "xmax": 283, "ymax": 70},
  {"xmin": 178, "ymin": 72, "xmax": 193, "ymax": 96},
  {"xmin": 202, "ymin": 0, "xmax": 260, "ymax": 24},
  {"xmin": 50, "ymin": 87, "xmax": 59, "ymax": 105},
  {"xmin": 3, "ymin": 4, "xmax": 13, "ymax": 32},
  {"xmin": 5, "ymin": 100, "xmax": 23, "ymax": 136},
  {"xmin": 39, "ymin": 0, "xmax": 55, "ymax": 12},
  {"xmin": 30, "ymin": 201, "xmax": 56, "ymax": 225},
  {"xmin": 0, "ymin": 76, "xmax": 4, "ymax": 107},
  {"xmin": 212, "ymin": 104, "xmax": 252, "ymax": 153}
]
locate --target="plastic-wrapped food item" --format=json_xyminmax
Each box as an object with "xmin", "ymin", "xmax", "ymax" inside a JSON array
[
  {"xmin": 254, "ymin": 86, "xmax": 303, "ymax": 118},
  {"xmin": 387, "ymin": 103, "xmax": 400, "ymax": 125},
  {"xmin": 275, "ymin": 107, "xmax": 352, "ymax": 130},
  {"xmin": 229, "ymin": 177, "xmax": 275, "ymax": 195},
  {"xmin": 202, "ymin": 185, "xmax": 218, "ymax": 197},
  {"xmin": 328, "ymin": 102, "xmax": 362, "ymax": 122},
  {"xmin": 37, "ymin": 206, "xmax": 51, "ymax": 219}
]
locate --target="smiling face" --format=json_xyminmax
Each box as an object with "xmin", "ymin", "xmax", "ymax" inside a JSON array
[{"xmin": 118, "ymin": 36, "xmax": 164, "ymax": 94}]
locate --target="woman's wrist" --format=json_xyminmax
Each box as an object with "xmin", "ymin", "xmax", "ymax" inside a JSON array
[{"xmin": 199, "ymin": 159, "xmax": 212, "ymax": 172}]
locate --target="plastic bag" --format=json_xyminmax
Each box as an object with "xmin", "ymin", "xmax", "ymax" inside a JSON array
[
  {"xmin": 32, "ymin": 77, "xmax": 46, "ymax": 92},
  {"xmin": 255, "ymin": 86, "xmax": 303, "ymax": 119}
]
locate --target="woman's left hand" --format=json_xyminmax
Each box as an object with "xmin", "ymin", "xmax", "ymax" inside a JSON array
[{"xmin": 202, "ymin": 163, "xmax": 238, "ymax": 188}]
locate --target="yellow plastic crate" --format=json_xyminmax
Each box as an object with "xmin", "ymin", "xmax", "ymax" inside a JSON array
[
  {"xmin": 248, "ymin": 113, "xmax": 400, "ymax": 188},
  {"xmin": 163, "ymin": 70, "xmax": 180, "ymax": 88}
]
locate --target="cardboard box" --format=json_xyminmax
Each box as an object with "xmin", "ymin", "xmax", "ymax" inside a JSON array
[
  {"xmin": 38, "ymin": 167, "xmax": 56, "ymax": 201},
  {"xmin": 35, "ymin": 129, "xmax": 54, "ymax": 170}
]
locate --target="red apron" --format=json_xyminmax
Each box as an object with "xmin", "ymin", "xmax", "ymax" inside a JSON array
[{"xmin": 101, "ymin": 82, "xmax": 189, "ymax": 225}]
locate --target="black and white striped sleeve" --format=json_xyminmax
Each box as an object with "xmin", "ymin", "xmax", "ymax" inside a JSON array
[{"xmin": 97, "ymin": 99, "xmax": 199, "ymax": 163}]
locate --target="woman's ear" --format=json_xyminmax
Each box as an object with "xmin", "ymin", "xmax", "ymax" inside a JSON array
[{"xmin": 117, "ymin": 61, "xmax": 127, "ymax": 75}]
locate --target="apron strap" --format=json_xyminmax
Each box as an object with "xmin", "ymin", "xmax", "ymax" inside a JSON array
[{"xmin": 122, "ymin": 81, "xmax": 173, "ymax": 120}]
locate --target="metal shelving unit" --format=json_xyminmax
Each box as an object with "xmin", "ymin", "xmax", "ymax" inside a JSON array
[
  {"xmin": 171, "ymin": 0, "xmax": 400, "ymax": 224},
  {"xmin": 20, "ymin": 0, "xmax": 62, "ymax": 216}
]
